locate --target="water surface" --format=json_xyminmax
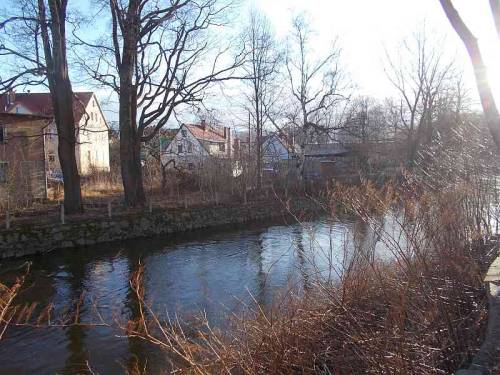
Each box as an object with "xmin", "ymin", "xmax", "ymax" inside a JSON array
[{"xmin": 0, "ymin": 215, "xmax": 393, "ymax": 374}]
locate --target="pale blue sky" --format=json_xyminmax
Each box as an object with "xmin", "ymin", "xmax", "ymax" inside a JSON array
[
  {"xmin": 34, "ymin": 1, "xmax": 500, "ymax": 124},
  {"xmin": 250, "ymin": 0, "xmax": 500, "ymax": 100}
]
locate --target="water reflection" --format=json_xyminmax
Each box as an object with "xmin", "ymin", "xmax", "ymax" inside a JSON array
[{"xmin": 0, "ymin": 215, "xmax": 396, "ymax": 374}]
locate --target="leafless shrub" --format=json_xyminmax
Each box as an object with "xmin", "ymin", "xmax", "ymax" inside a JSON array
[{"xmin": 115, "ymin": 176, "xmax": 493, "ymax": 374}]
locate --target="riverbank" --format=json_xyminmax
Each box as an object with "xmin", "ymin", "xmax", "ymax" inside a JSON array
[{"xmin": 0, "ymin": 197, "xmax": 323, "ymax": 258}]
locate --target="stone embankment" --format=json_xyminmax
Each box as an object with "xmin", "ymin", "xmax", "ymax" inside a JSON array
[{"xmin": 0, "ymin": 199, "xmax": 321, "ymax": 258}]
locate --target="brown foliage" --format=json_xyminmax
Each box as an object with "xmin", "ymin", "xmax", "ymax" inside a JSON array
[{"xmin": 122, "ymin": 180, "xmax": 493, "ymax": 374}]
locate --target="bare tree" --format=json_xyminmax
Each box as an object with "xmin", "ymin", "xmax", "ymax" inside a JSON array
[
  {"xmin": 76, "ymin": 0, "xmax": 245, "ymax": 207},
  {"xmin": 0, "ymin": 0, "xmax": 82, "ymax": 213},
  {"xmin": 241, "ymin": 8, "xmax": 281, "ymax": 190},
  {"xmin": 439, "ymin": 0, "xmax": 500, "ymax": 151},
  {"xmin": 385, "ymin": 30, "xmax": 454, "ymax": 164},
  {"xmin": 341, "ymin": 96, "xmax": 397, "ymax": 144},
  {"xmin": 285, "ymin": 14, "xmax": 347, "ymax": 178}
]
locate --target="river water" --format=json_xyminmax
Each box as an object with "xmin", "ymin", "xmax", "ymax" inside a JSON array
[{"xmin": 0, "ymin": 215, "xmax": 395, "ymax": 374}]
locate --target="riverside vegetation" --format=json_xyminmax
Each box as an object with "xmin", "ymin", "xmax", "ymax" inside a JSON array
[{"xmin": 0, "ymin": 172, "xmax": 498, "ymax": 374}]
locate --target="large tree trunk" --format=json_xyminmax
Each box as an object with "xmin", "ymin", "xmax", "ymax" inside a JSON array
[
  {"xmin": 41, "ymin": 0, "xmax": 82, "ymax": 214},
  {"xmin": 440, "ymin": 0, "xmax": 500, "ymax": 151},
  {"xmin": 116, "ymin": 5, "xmax": 146, "ymax": 208},
  {"xmin": 119, "ymin": 71, "xmax": 145, "ymax": 207},
  {"xmin": 53, "ymin": 82, "xmax": 82, "ymax": 213}
]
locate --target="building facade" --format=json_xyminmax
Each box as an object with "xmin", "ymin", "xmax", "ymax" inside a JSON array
[
  {"xmin": 160, "ymin": 120, "xmax": 232, "ymax": 171},
  {"xmin": 0, "ymin": 113, "xmax": 51, "ymax": 203},
  {"xmin": 1, "ymin": 91, "xmax": 110, "ymax": 177}
]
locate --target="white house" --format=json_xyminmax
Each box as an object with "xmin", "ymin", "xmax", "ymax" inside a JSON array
[
  {"xmin": 1, "ymin": 91, "xmax": 110, "ymax": 176},
  {"xmin": 160, "ymin": 120, "xmax": 232, "ymax": 171}
]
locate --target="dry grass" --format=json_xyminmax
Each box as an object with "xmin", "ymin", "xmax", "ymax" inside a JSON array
[
  {"xmin": 118, "ymin": 179, "xmax": 495, "ymax": 374},
  {"xmin": 0, "ymin": 263, "xmax": 30, "ymax": 340}
]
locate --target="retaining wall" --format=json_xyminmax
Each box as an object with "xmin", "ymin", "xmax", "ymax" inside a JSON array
[{"xmin": 0, "ymin": 199, "xmax": 320, "ymax": 258}]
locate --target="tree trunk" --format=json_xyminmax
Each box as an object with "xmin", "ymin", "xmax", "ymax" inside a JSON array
[
  {"xmin": 440, "ymin": 0, "xmax": 500, "ymax": 151},
  {"xmin": 119, "ymin": 83, "xmax": 145, "ymax": 207},
  {"xmin": 117, "ymin": 8, "xmax": 146, "ymax": 207},
  {"xmin": 53, "ymin": 82, "xmax": 82, "ymax": 214},
  {"xmin": 41, "ymin": 0, "xmax": 82, "ymax": 214}
]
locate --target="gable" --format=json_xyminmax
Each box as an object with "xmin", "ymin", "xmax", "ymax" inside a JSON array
[
  {"xmin": 263, "ymin": 135, "xmax": 290, "ymax": 158},
  {"xmin": 82, "ymin": 94, "xmax": 108, "ymax": 130},
  {"xmin": 163, "ymin": 124, "xmax": 209, "ymax": 155}
]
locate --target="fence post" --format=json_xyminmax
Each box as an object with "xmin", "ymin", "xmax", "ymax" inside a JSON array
[
  {"xmin": 60, "ymin": 203, "xmax": 65, "ymax": 224},
  {"xmin": 5, "ymin": 210, "xmax": 10, "ymax": 230},
  {"xmin": 107, "ymin": 201, "xmax": 112, "ymax": 219},
  {"xmin": 148, "ymin": 200, "xmax": 153, "ymax": 213}
]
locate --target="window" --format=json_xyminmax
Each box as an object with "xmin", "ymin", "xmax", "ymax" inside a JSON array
[
  {"xmin": 0, "ymin": 125, "xmax": 5, "ymax": 143},
  {"xmin": 188, "ymin": 143, "xmax": 193, "ymax": 153},
  {"xmin": 181, "ymin": 129, "xmax": 187, "ymax": 138},
  {"xmin": 0, "ymin": 162, "xmax": 8, "ymax": 183},
  {"xmin": 188, "ymin": 163, "xmax": 194, "ymax": 170},
  {"xmin": 219, "ymin": 143, "xmax": 225, "ymax": 152},
  {"xmin": 48, "ymin": 154, "xmax": 55, "ymax": 162},
  {"xmin": 178, "ymin": 144, "xmax": 183, "ymax": 154}
]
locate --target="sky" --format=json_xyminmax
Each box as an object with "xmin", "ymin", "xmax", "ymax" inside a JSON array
[
  {"xmin": 5, "ymin": 0, "xmax": 499, "ymax": 126},
  {"xmin": 250, "ymin": 0, "xmax": 500, "ymax": 102}
]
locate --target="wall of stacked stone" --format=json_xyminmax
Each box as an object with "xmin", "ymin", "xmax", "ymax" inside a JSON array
[{"xmin": 0, "ymin": 199, "xmax": 321, "ymax": 258}]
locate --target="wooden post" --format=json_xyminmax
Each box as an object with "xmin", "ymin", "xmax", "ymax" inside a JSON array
[
  {"xmin": 184, "ymin": 196, "xmax": 188, "ymax": 209},
  {"xmin": 60, "ymin": 203, "xmax": 65, "ymax": 224},
  {"xmin": 107, "ymin": 201, "xmax": 112, "ymax": 218},
  {"xmin": 149, "ymin": 200, "xmax": 153, "ymax": 213},
  {"xmin": 215, "ymin": 191, "xmax": 219, "ymax": 205},
  {"xmin": 5, "ymin": 210, "xmax": 10, "ymax": 230}
]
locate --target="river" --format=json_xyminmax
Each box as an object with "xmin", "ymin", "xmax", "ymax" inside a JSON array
[{"xmin": 0, "ymin": 215, "xmax": 395, "ymax": 374}]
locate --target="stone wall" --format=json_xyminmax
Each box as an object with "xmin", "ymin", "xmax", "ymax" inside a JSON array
[{"xmin": 0, "ymin": 199, "xmax": 320, "ymax": 259}]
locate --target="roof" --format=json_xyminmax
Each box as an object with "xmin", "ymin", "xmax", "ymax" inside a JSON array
[
  {"xmin": 0, "ymin": 112, "xmax": 52, "ymax": 124},
  {"xmin": 0, "ymin": 92, "xmax": 94, "ymax": 122},
  {"xmin": 304, "ymin": 144, "xmax": 350, "ymax": 157},
  {"xmin": 185, "ymin": 123, "xmax": 226, "ymax": 143},
  {"xmin": 262, "ymin": 133, "xmax": 296, "ymax": 153}
]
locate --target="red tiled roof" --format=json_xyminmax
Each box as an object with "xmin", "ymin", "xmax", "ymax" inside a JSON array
[
  {"xmin": 0, "ymin": 92, "xmax": 94, "ymax": 122},
  {"xmin": 185, "ymin": 124, "xmax": 226, "ymax": 143},
  {"xmin": 0, "ymin": 112, "xmax": 52, "ymax": 124}
]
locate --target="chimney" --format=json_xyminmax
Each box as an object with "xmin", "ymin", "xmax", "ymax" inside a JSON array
[
  {"xmin": 6, "ymin": 89, "xmax": 15, "ymax": 106},
  {"xmin": 225, "ymin": 127, "xmax": 231, "ymax": 157},
  {"xmin": 200, "ymin": 119, "xmax": 206, "ymax": 130}
]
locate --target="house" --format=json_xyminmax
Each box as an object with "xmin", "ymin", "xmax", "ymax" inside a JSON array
[
  {"xmin": 0, "ymin": 112, "xmax": 52, "ymax": 202},
  {"xmin": 261, "ymin": 133, "xmax": 296, "ymax": 173},
  {"xmin": 1, "ymin": 91, "xmax": 110, "ymax": 176},
  {"xmin": 160, "ymin": 120, "xmax": 232, "ymax": 171}
]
